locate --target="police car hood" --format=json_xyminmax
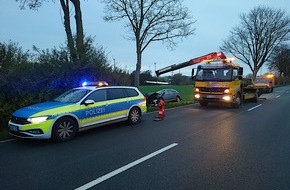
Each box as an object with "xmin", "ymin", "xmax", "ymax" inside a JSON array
[{"xmin": 13, "ymin": 101, "xmax": 72, "ymax": 118}]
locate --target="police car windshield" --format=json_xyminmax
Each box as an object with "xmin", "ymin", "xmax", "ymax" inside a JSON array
[{"xmin": 53, "ymin": 89, "xmax": 92, "ymax": 103}]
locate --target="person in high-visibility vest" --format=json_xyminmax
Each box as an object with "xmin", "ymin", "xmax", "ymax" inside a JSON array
[{"xmin": 156, "ymin": 97, "xmax": 165, "ymax": 120}]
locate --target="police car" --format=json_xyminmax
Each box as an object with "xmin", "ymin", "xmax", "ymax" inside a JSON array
[{"xmin": 8, "ymin": 82, "xmax": 147, "ymax": 142}]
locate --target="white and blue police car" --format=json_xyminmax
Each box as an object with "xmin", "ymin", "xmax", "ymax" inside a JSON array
[{"xmin": 8, "ymin": 82, "xmax": 147, "ymax": 142}]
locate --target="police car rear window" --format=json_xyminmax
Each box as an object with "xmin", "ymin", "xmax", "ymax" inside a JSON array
[
  {"xmin": 125, "ymin": 88, "xmax": 139, "ymax": 97},
  {"xmin": 106, "ymin": 88, "xmax": 139, "ymax": 100},
  {"xmin": 107, "ymin": 88, "xmax": 127, "ymax": 100}
]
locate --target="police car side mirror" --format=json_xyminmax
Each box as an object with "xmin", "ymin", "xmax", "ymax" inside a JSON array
[{"xmin": 84, "ymin": 99, "xmax": 95, "ymax": 106}]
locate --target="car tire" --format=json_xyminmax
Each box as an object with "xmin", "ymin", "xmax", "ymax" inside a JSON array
[
  {"xmin": 52, "ymin": 117, "xmax": 78, "ymax": 142},
  {"xmin": 128, "ymin": 107, "xmax": 141, "ymax": 124},
  {"xmin": 176, "ymin": 96, "xmax": 181, "ymax": 102}
]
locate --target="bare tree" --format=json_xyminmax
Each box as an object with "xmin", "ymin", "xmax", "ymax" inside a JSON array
[
  {"xmin": 220, "ymin": 6, "xmax": 290, "ymax": 79},
  {"xmin": 268, "ymin": 44, "xmax": 290, "ymax": 77},
  {"xmin": 101, "ymin": 0, "xmax": 195, "ymax": 87},
  {"xmin": 16, "ymin": 0, "xmax": 85, "ymax": 63}
]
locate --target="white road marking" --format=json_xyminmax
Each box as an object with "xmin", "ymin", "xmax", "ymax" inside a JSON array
[
  {"xmin": 275, "ymin": 95, "xmax": 281, "ymax": 98},
  {"xmin": 0, "ymin": 139, "xmax": 15, "ymax": 144},
  {"xmin": 74, "ymin": 143, "xmax": 178, "ymax": 190},
  {"xmin": 247, "ymin": 104, "xmax": 262, "ymax": 112}
]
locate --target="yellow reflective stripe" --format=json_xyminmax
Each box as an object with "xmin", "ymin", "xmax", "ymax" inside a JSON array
[
  {"xmin": 21, "ymin": 120, "xmax": 53, "ymax": 133},
  {"xmin": 80, "ymin": 110, "xmax": 128, "ymax": 126},
  {"xmin": 110, "ymin": 110, "xmax": 127, "ymax": 117},
  {"xmin": 80, "ymin": 114, "xmax": 110, "ymax": 124}
]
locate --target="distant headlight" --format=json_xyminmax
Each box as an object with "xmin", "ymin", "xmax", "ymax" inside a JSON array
[{"xmin": 27, "ymin": 116, "xmax": 49, "ymax": 124}]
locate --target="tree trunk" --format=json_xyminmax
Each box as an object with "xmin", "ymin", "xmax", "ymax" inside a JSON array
[
  {"xmin": 60, "ymin": 0, "xmax": 77, "ymax": 63},
  {"xmin": 134, "ymin": 43, "xmax": 142, "ymax": 88},
  {"xmin": 71, "ymin": 0, "xmax": 85, "ymax": 63},
  {"xmin": 253, "ymin": 68, "xmax": 258, "ymax": 79}
]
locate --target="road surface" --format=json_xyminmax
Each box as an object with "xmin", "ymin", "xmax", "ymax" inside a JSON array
[{"xmin": 1, "ymin": 86, "xmax": 290, "ymax": 190}]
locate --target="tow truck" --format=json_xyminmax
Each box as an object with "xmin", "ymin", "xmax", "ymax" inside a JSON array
[
  {"xmin": 155, "ymin": 52, "xmax": 259, "ymax": 108},
  {"xmin": 255, "ymin": 73, "xmax": 275, "ymax": 94}
]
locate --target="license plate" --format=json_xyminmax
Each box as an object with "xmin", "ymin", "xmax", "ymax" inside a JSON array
[
  {"xmin": 206, "ymin": 95, "xmax": 215, "ymax": 98},
  {"xmin": 9, "ymin": 124, "xmax": 18, "ymax": 132}
]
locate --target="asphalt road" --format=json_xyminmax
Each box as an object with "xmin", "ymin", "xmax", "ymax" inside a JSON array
[{"xmin": 1, "ymin": 86, "xmax": 290, "ymax": 190}]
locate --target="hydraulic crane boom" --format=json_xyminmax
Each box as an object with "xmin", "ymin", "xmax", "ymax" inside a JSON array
[{"xmin": 155, "ymin": 52, "xmax": 226, "ymax": 77}]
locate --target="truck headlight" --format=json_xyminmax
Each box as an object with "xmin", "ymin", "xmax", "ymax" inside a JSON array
[
  {"xmin": 27, "ymin": 116, "xmax": 49, "ymax": 124},
  {"xmin": 224, "ymin": 89, "xmax": 230, "ymax": 93},
  {"xmin": 222, "ymin": 95, "xmax": 231, "ymax": 101},
  {"xmin": 195, "ymin": 94, "xmax": 200, "ymax": 99}
]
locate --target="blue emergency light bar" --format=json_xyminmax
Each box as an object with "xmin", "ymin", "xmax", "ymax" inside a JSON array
[{"xmin": 82, "ymin": 81, "xmax": 109, "ymax": 87}]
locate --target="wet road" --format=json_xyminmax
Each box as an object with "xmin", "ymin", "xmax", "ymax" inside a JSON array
[{"xmin": 1, "ymin": 86, "xmax": 290, "ymax": 190}]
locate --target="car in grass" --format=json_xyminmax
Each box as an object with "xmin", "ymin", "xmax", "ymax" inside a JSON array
[
  {"xmin": 8, "ymin": 82, "xmax": 147, "ymax": 142},
  {"xmin": 145, "ymin": 89, "xmax": 182, "ymax": 107}
]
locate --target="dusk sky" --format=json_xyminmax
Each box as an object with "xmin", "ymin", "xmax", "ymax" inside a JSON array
[{"xmin": 1, "ymin": 0, "xmax": 289, "ymax": 76}]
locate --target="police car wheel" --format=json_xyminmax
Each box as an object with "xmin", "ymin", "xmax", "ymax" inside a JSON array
[
  {"xmin": 128, "ymin": 107, "xmax": 141, "ymax": 124},
  {"xmin": 52, "ymin": 117, "xmax": 77, "ymax": 142}
]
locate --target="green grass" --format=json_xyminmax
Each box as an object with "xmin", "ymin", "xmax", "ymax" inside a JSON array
[
  {"xmin": 140, "ymin": 85, "xmax": 195, "ymax": 112},
  {"xmin": 139, "ymin": 85, "xmax": 195, "ymax": 101},
  {"xmin": 0, "ymin": 128, "xmax": 12, "ymax": 141}
]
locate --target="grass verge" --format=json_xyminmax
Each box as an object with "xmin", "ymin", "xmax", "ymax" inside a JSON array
[{"xmin": 0, "ymin": 128, "xmax": 12, "ymax": 141}]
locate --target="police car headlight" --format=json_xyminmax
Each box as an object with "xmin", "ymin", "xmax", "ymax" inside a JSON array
[{"xmin": 27, "ymin": 116, "xmax": 49, "ymax": 124}]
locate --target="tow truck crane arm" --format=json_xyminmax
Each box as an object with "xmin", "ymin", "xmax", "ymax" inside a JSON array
[{"xmin": 155, "ymin": 52, "xmax": 226, "ymax": 77}]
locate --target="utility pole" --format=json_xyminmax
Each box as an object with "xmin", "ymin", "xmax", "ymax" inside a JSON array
[{"xmin": 154, "ymin": 62, "xmax": 156, "ymax": 77}]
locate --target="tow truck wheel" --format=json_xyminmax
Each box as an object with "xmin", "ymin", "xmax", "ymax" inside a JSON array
[
  {"xmin": 269, "ymin": 88, "xmax": 273, "ymax": 93},
  {"xmin": 52, "ymin": 117, "xmax": 77, "ymax": 142},
  {"xmin": 258, "ymin": 89, "xmax": 262, "ymax": 97},
  {"xmin": 233, "ymin": 94, "xmax": 241, "ymax": 108},
  {"xmin": 128, "ymin": 107, "xmax": 141, "ymax": 124},
  {"xmin": 253, "ymin": 91, "xmax": 259, "ymax": 103},
  {"xmin": 199, "ymin": 101, "xmax": 208, "ymax": 107}
]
